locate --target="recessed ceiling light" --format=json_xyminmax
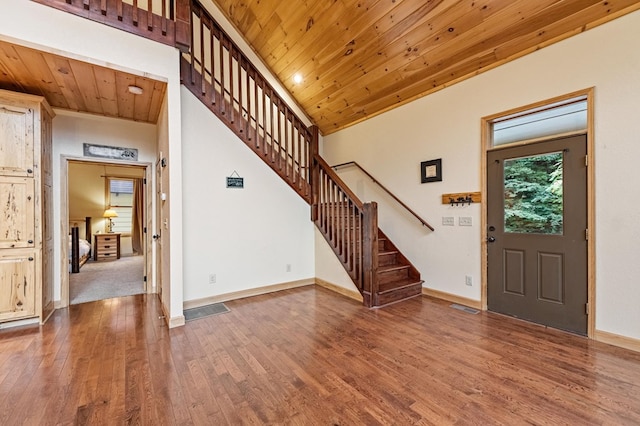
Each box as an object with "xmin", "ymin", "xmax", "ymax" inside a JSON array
[
  {"xmin": 128, "ymin": 85, "xmax": 143, "ymax": 95},
  {"xmin": 293, "ymin": 74, "xmax": 303, "ymax": 84}
]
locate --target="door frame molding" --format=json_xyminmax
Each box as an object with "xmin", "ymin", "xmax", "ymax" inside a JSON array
[
  {"xmin": 480, "ymin": 87, "xmax": 596, "ymax": 338},
  {"xmin": 60, "ymin": 155, "xmax": 154, "ymax": 308}
]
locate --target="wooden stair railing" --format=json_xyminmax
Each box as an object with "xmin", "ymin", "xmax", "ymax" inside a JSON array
[
  {"xmin": 31, "ymin": 0, "xmax": 191, "ymax": 51},
  {"xmin": 333, "ymin": 161, "xmax": 435, "ymax": 231},
  {"xmin": 180, "ymin": 0, "xmax": 312, "ymax": 203},
  {"xmin": 311, "ymin": 152, "xmax": 379, "ymax": 307},
  {"xmin": 312, "ymin": 153, "xmax": 424, "ymax": 307},
  {"xmin": 180, "ymin": 0, "xmax": 422, "ymax": 307}
]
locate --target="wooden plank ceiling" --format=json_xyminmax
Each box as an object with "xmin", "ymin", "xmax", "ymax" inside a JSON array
[
  {"xmin": 211, "ymin": 0, "xmax": 640, "ymax": 134},
  {"xmin": 0, "ymin": 40, "xmax": 166, "ymax": 124}
]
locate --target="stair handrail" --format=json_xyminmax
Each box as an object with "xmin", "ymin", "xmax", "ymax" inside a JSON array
[{"xmin": 332, "ymin": 161, "xmax": 435, "ymax": 231}]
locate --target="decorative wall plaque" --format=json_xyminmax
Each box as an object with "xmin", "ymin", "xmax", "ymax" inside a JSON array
[{"xmin": 83, "ymin": 143, "xmax": 138, "ymax": 161}]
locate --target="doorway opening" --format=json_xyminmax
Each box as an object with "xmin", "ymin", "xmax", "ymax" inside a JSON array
[
  {"xmin": 481, "ymin": 88, "xmax": 595, "ymax": 336},
  {"xmin": 61, "ymin": 158, "xmax": 154, "ymax": 306}
]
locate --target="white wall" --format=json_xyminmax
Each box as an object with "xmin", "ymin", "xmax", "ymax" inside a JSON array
[
  {"xmin": 54, "ymin": 111, "xmax": 156, "ymax": 299},
  {"xmin": 1, "ymin": 1, "xmax": 184, "ymax": 322},
  {"xmin": 322, "ymin": 10, "xmax": 640, "ymax": 340},
  {"xmin": 181, "ymin": 87, "xmax": 315, "ymax": 302}
]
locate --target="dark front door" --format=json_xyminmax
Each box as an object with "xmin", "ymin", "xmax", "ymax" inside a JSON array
[{"xmin": 487, "ymin": 135, "xmax": 588, "ymax": 335}]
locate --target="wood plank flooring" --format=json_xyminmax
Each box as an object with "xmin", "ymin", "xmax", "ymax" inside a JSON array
[{"xmin": 1, "ymin": 286, "xmax": 639, "ymax": 425}]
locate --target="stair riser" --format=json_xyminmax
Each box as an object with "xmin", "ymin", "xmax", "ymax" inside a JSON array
[
  {"xmin": 376, "ymin": 284, "xmax": 422, "ymax": 306},
  {"xmin": 378, "ymin": 252, "xmax": 398, "ymax": 266},
  {"xmin": 377, "ymin": 268, "xmax": 409, "ymax": 284}
]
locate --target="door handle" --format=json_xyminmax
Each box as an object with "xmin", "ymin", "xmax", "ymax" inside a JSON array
[
  {"xmin": 487, "ymin": 236, "xmax": 496, "ymax": 243},
  {"xmin": 152, "ymin": 234, "xmax": 160, "ymax": 240}
]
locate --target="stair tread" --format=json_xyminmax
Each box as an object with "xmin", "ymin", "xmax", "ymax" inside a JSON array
[
  {"xmin": 378, "ymin": 263, "xmax": 410, "ymax": 273},
  {"xmin": 378, "ymin": 278, "xmax": 423, "ymax": 294}
]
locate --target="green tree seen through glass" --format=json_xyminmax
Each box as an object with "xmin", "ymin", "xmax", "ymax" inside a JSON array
[{"xmin": 503, "ymin": 152, "xmax": 563, "ymax": 234}]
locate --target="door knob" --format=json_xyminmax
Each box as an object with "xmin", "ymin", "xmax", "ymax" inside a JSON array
[
  {"xmin": 152, "ymin": 234, "xmax": 160, "ymax": 240},
  {"xmin": 487, "ymin": 236, "xmax": 496, "ymax": 243}
]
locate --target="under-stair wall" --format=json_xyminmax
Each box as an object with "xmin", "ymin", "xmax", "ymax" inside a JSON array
[{"xmin": 180, "ymin": 86, "xmax": 316, "ymax": 303}]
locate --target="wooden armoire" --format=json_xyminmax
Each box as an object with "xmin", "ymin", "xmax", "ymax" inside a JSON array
[{"xmin": 0, "ymin": 89, "xmax": 54, "ymax": 324}]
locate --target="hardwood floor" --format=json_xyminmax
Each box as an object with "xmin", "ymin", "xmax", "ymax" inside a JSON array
[{"xmin": 1, "ymin": 286, "xmax": 639, "ymax": 425}]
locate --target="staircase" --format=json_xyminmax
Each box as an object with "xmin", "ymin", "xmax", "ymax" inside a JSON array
[
  {"xmin": 181, "ymin": 0, "xmax": 424, "ymax": 307},
  {"xmin": 35, "ymin": 0, "xmax": 427, "ymax": 308}
]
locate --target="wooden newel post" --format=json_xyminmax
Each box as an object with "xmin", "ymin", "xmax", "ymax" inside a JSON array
[
  {"xmin": 310, "ymin": 125, "xmax": 320, "ymax": 222},
  {"xmin": 362, "ymin": 202, "xmax": 379, "ymax": 308}
]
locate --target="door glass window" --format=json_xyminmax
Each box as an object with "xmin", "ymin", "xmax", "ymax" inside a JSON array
[{"xmin": 503, "ymin": 152, "xmax": 563, "ymax": 234}]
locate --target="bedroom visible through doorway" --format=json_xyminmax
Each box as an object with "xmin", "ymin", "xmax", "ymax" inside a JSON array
[{"xmin": 67, "ymin": 160, "xmax": 149, "ymax": 305}]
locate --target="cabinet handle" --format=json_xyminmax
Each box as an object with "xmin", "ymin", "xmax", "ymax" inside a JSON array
[
  {"xmin": 104, "ymin": 245, "xmax": 111, "ymax": 248},
  {"xmin": 28, "ymin": 257, "xmax": 34, "ymax": 261},
  {"xmin": 28, "ymin": 240, "xmax": 34, "ymax": 244},
  {"xmin": 27, "ymin": 169, "xmax": 33, "ymax": 174}
]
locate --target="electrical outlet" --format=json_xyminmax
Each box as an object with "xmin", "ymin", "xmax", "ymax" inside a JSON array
[
  {"xmin": 286, "ymin": 264, "xmax": 292, "ymax": 272},
  {"xmin": 209, "ymin": 274, "xmax": 216, "ymax": 284},
  {"xmin": 442, "ymin": 216, "xmax": 454, "ymax": 226},
  {"xmin": 459, "ymin": 217, "xmax": 472, "ymax": 226},
  {"xmin": 465, "ymin": 275, "xmax": 473, "ymax": 286}
]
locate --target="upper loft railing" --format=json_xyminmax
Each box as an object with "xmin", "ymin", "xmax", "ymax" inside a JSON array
[
  {"xmin": 180, "ymin": 0, "xmax": 313, "ymax": 202},
  {"xmin": 333, "ymin": 161, "xmax": 434, "ymax": 231},
  {"xmin": 31, "ymin": 0, "xmax": 191, "ymax": 51}
]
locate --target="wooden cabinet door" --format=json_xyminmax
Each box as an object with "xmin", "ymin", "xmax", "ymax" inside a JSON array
[
  {"xmin": 0, "ymin": 177, "xmax": 35, "ymax": 249},
  {"xmin": 0, "ymin": 251, "xmax": 36, "ymax": 321},
  {"xmin": 0, "ymin": 104, "xmax": 35, "ymax": 177}
]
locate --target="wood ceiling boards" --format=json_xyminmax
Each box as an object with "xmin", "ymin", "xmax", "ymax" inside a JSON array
[
  {"xmin": 0, "ymin": 40, "xmax": 166, "ymax": 124},
  {"xmin": 211, "ymin": 0, "xmax": 640, "ymax": 134}
]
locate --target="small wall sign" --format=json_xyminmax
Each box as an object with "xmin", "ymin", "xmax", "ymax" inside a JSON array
[
  {"xmin": 226, "ymin": 170, "xmax": 244, "ymax": 188},
  {"xmin": 83, "ymin": 143, "xmax": 138, "ymax": 161}
]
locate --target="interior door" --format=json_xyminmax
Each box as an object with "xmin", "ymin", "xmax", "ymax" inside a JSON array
[
  {"xmin": 155, "ymin": 153, "xmax": 163, "ymax": 300},
  {"xmin": 145, "ymin": 165, "xmax": 153, "ymax": 293},
  {"xmin": 487, "ymin": 135, "xmax": 588, "ymax": 335}
]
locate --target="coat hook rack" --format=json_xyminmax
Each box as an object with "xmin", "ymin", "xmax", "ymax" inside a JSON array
[{"xmin": 442, "ymin": 192, "xmax": 481, "ymax": 206}]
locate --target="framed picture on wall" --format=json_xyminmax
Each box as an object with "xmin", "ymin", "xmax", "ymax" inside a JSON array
[{"xmin": 421, "ymin": 159, "xmax": 442, "ymax": 183}]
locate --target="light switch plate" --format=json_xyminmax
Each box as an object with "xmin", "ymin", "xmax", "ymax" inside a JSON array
[
  {"xmin": 442, "ymin": 216, "xmax": 454, "ymax": 226},
  {"xmin": 459, "ymin": 217, "xmax": 472, "ymax": 226}
]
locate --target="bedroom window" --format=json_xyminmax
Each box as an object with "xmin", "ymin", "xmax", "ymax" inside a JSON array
[{"xmin": 107, "ymin": 178, "xmax": 134, "ymax": 234}]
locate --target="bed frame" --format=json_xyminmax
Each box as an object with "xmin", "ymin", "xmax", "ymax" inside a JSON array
[{"xmin": 70, "ymin": 216, "xmax": 92, "ymax": 273}]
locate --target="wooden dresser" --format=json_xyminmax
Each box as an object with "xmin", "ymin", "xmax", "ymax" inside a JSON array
[
  {"xmin": 94, "ymin": 233, "xmax": 121, "ymax": 261},
  {"xmin": 0, "ymin": 89, "xmax": 54, "ymax": 324}
]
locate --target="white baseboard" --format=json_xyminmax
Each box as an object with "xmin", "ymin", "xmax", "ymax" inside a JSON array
[
  {"xmin": 595, "ymin": 330, "xmax": 640, "ymax": 353},
  {"xmin": 183, "ymin": 278, "xmax": 315, "ymax": 310},
  {"xmin": 315, "ymin": 278, "xmax": 363, "ymax": 302},
  {"xmin": 169, "ymin": 315, "xmax": 185, "ymax": 328},
  {"xmin": 421, "ymin": 287, "xmax": 482, "ymax": 310}
]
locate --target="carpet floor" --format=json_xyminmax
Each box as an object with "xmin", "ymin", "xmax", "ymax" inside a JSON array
[{"xmin": 70, "ymin": 255, "xmax": 145, "ymax": 305}]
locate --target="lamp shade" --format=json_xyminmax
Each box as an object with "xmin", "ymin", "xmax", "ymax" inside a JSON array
[{"xmin": 103, "ymin": 209, "xmax": 119, "ymax": 218}]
